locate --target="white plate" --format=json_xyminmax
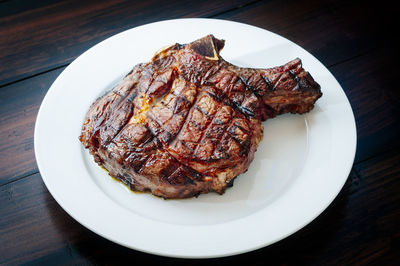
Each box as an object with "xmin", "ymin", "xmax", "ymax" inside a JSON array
[{"xmin": 34, "ymin": 18, "xmax": 356, "ymax": 258}]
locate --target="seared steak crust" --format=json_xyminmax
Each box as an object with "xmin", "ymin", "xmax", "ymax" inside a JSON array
[{"xmin": 79, "ymin": 35, "xmax": 322, "ymax": 199}]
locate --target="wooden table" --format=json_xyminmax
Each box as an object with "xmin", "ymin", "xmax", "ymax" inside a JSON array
[{"xmin": 1, "ymin": 0, "xmax": 398, "ymax": 264}]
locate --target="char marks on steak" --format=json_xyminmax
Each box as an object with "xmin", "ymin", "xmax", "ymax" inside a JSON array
[{"xmin": 79, "ymin": 35, "xmax": 322, "ymax": 199}]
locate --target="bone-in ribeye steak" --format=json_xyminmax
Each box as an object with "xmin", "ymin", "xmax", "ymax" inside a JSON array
[{"xmin": 79, "ymin": 35, "xmax": 322, "ymax": 199}]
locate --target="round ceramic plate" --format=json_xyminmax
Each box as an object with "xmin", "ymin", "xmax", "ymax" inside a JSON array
[{"xmin": 34, "ymin": 18, "xmax": 356, "ymax": 258}]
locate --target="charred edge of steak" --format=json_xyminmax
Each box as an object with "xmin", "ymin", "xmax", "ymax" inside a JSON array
[{"xmin": 260, "ymin": 58, "xmax": 322, "ymax": 116}]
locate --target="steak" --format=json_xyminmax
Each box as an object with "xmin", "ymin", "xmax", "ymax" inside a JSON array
[{"xmin": 79, "ymin": 35, "xmax": 322, "ymax": 199}]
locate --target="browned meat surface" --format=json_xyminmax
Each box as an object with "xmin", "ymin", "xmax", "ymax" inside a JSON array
[{"xmin": 79, "ymin": 35, "xmax": 322, "ymax": 199}]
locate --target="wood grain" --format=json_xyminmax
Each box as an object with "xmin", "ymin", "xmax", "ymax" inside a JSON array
[
  {"xmin": 0, "ymin": 152, "xmax": 398, "ymax": 264},
  {"xmin": 0, "ymin": 68, "xmax": 64, "ymax": 186},
  {"xmin": 329, "ymin": 48, "xmax": 400, "ymax": 163},
  {"xmin": 0, "ymin": 0, "xmax": 62, "ymax": 18},
  {"xmin": 217, "ymin": 0, "xmax": 395, "ymax": 68},
  {"xmin": 0, "ymin": 0, "xmax": 253, "ymax": 87},
  {"xmin": 0, "ymin": 0, "xmax": 399, "ymax": 264}
]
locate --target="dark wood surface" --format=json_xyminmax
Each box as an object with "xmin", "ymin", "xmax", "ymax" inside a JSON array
[{"xmin": 0, "ymin": 0, "xmax": 398, "ymax": 264}]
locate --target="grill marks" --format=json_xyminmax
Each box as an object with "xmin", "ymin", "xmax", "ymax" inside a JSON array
[
  {"xmin": 166, "ymin": 90, "xmax": 253, "ymax": 174},
  {"xmin": 147, "ymin": 79, "xmax": 199, "ymax": 145},
  {"xmin": 172, "ymin": 92, "xmax": 221, "ymax": 161},
  {"xmin": 80, "ymin": 35, "xmax": 322, "ymax": 198},
  {"xmin": 162, "ymin": 49, "xmax": 318, "ymax": 121},
  {"xmin": 81, "ymin": 64, "xmax": 206, "ymax": 189},
  {"xmin": 262, "ymin": 58, "xmax": 309, "ymax": 93},
  {"xmin": 80, "ymin": 70, "xmax": 141, "ymax": 151},
  {"xmin": 109, "ymin": 119, "xmax": 202, "ymax": 187},
  {"xmin": 112, "ymin": 125, "xmax": 157, "ymax": 173},
  {"xmin": 121, "ymin": 77, "xmax": 205, "ymax": 186},
  {"xmin": 179, "ymin": 56, "xmax": 298, "ymax": 121},
  {"xmin": 195, "ymin": 105, "xmax": 233, "ymax": 161},
  {"xmin": 167, "ymin": 91, "xmax": 218, "ymax": 161},
  {"xmin": 119, "ymin": 76, "xmax": 211, "ymax": 186}
]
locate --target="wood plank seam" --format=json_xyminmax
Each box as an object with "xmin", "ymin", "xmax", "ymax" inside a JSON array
[
  {"xmin": 0, "ymin": 63, "xmax": 68, "ymax": 90},
  {"xmin": 0, "ymin": 41, "xmax": 377, "ymax": 92},
  {"xmin": 0, "ymin": 0, "xmax": 259, "ymax": 87},
  {"xmin": 352, "ymin": 147, "xmax": 400, "ymax": 168},
  {"xmin": 208, "ymin": 0, "xmax": 262, "ymax": 18},
  {"xmin": 0, "ymin": 0, "xmax": 383, "ymax": 88},
  {"xmin": 0, "ymin": 170, "xmax": 38, "ymax": 188},
  {"xmin": 326, "ymin": 48, "xmax": 377, "ymax": 68},
  {"xmin": 2, "ymin": 0, "xmax": 381, "ymax": 88}
]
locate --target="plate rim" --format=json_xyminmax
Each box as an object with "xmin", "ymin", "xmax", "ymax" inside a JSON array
[{"xmin": 34, "ymin": 18, "xmax": 357, "ymax": 258}]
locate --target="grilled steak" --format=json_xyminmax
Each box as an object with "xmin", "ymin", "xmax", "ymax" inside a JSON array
[{"xmin": 79, "ymin": 35, "xmax": 322, "ymax": 199}]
